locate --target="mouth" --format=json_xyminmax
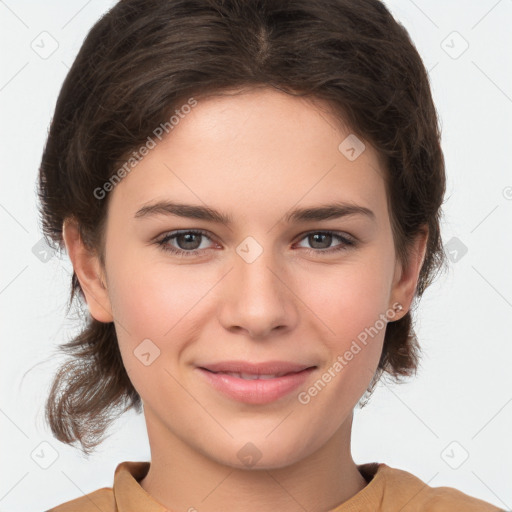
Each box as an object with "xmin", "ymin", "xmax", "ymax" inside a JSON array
[
  {"xmin": 202, "ymin": 370, "xmax": 298, "ymax": 380},
  {"xmin": 196, "ymin": 361, "xmax": 317, "ymax": 404}
]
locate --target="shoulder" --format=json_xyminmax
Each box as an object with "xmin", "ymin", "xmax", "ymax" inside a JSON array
[
  {"xmin": 45, "ymin": 460, "xmax": 152, "ymax": 512},
  {"xmin": 45, "ymin": 487, "xmax": 115, "ymax": 512},
  {"xmin": 372, "ymin": 463, "xmax": 504, "ymax": 511}
]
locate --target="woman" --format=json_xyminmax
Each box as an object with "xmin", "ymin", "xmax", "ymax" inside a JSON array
[{"xmin": 38, "ymin": 0, "xmax": 503, "ymax": 510}]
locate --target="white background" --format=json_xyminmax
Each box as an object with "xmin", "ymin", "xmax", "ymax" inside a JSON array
[{"xmin": 1, "ymin": 0, "xmax": 511, "ymax": 510}]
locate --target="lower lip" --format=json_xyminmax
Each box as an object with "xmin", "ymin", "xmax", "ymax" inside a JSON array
[{"xmin": 197, "ymin": 367, "xmax": 316, "ymax": 404}]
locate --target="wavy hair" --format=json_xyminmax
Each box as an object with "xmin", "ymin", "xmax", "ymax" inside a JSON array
[{"xmin": 38, "ymin": 0, "xmax": 446, "ymax": 454}]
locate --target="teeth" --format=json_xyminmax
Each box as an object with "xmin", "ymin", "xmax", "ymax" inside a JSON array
[
  {"xmin": 240, "ymin": 372, "xmax": 261, "ymax": 380},
  {"xmin": 221, "ymin": 371, "xmax": 284, "ymax": 380}
]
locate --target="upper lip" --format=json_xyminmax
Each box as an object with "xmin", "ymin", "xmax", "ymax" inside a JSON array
[{"xmin": 198, "ymin": 360, "xmax": 316, "ymax": 376}]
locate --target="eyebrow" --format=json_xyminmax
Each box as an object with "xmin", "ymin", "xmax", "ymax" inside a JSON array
[{"xmin": 134, "ymin": 200, "xmax": 375, "ymax": 225}]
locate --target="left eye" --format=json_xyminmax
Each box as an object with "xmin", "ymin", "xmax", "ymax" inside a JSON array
[{"xmin": 295, "ymin": 232, "xmax": 354, "ymax": 251}]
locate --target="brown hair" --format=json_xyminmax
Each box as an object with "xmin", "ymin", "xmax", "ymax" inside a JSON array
[{"xmin": 38, "ymin": 0, "xmax": 446, "ymax": 454}]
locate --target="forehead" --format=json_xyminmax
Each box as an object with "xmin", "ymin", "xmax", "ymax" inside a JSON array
[{"xmin": 107, "ymin": 87, "xmax": 388, "ymax": 225}]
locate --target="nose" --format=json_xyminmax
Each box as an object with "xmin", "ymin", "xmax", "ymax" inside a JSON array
[{"xmin": 217, "ymin": 245, "xmax": 299, "ymax": 339}]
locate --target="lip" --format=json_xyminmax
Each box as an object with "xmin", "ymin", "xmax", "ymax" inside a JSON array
[{"xmin": 196, "ymin": 360, "xmax": 316, "ymax": 404}]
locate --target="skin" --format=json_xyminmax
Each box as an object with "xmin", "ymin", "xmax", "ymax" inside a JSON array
[{"xmin": 63, "ymin": 87, "xmax": 427, "ymax": 512}]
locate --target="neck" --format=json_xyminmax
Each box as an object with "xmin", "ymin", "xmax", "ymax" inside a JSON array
[{"xmin": 139, "ymin": 408, "xmax": 367, "ymax": 512}]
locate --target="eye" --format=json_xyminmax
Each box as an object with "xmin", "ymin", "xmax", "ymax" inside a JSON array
[
  {"xmin": 295, "ymin": 231, "xmax": 356, "ymax": 254},
  {"xmin": 156, "ymin": 229, "xmax": 216, "ymax": 257},
  {"xmin": 155, "ymin": 229, "xmax": 356, "ymax": 258}
]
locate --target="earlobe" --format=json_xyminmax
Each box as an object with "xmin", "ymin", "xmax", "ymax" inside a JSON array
[
  {"xmin": 390, "ymin": 227, "xmax": 429, "ymax": 318},
  {"xmin": 62, "ymin": 218, "xmax": 114, "ymax": 323}
]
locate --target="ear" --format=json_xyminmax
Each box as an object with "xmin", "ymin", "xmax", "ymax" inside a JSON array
[
  {"xmin": 389, "ymin": 226, "xmax": 428, "ymax": 318},
  {"xmin": 62, "ymin": 218, "xmax": 113, "ymax": 323}
]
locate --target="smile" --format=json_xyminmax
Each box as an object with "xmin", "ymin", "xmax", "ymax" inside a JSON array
[
  {"xmin": 209, "ymin": 371, "xmax": 292, "ymax": 380},
  {"xmin": 196, "ymin": 361, "xmax": 317, "ymax": 404}
]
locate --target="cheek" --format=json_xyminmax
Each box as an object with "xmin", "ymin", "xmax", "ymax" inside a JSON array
[
  {"xmin": 105, "ymin": 256, "xmax": 222, "ymax": 387},
  {"xmin": 294, "ymin": 264, "xmax": 390, "ymax": 423},
  {"xmin": 105, "ymin": 260, "xmax": 205, "ymax": 398},
  {"xmin": 295, "ymin": 247, "xmax": 394, "ymax": 396},
  {"xmin": 302, "ymin": 257, "xmax": 393, "ymax": 341},
  {"xmin": 107, "ymin": 256, "xmax": 214, "ymax": 337}
]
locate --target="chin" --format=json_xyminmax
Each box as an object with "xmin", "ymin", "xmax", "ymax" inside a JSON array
[{"xmin": 208, "ymin": 436, "xmax": 317, "ymax": 471}]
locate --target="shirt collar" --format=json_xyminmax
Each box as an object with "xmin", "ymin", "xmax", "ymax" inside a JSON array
[
  {"xmin": 112, "ymin": 460, "xmax": 385, "ymax": 511},
  {"xmin": 113, "ymin": 461, "xmax": 167, "ymax": 511}
]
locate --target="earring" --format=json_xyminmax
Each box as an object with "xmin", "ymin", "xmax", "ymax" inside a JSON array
[{"xmin": 386, "ymin": 302, "xmax": 404, "ymax": 321}]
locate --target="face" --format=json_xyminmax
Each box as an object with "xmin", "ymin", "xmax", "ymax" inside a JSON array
[{"xmin": 77, "ymin": 87, "xmax": 418, "ymax": 469}]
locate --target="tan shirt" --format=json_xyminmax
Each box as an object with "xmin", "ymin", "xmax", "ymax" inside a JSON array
[{"xmin": 47, "ymin": 460, "xmax": 504, "ymax": 511}]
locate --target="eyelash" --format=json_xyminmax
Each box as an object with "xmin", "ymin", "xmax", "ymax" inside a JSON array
[{"xmin": 155, "ymin": 229, "xmax": 357, "ymax": 258}]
